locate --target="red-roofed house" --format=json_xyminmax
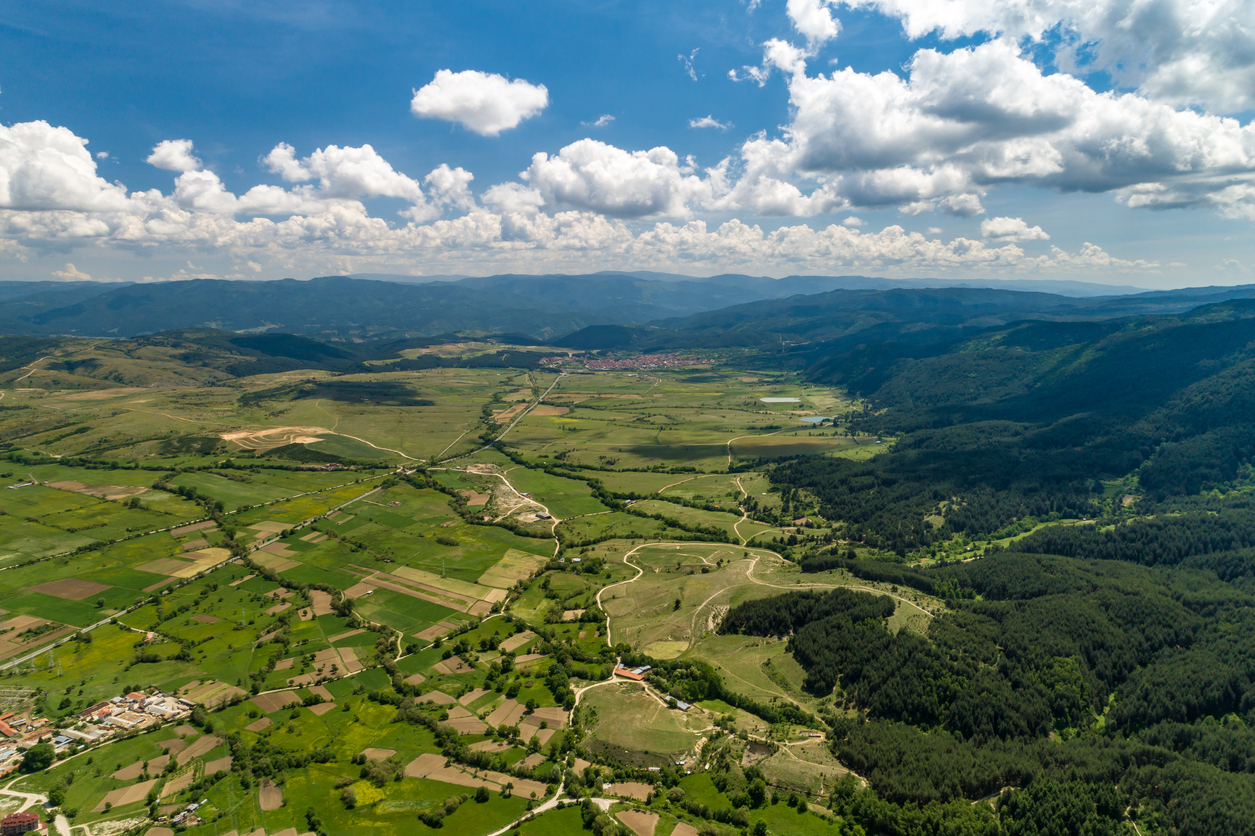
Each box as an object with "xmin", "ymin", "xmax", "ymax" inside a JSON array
[{"xmin": 1, "ymin": 811, "xmax": 39, "ymax": 835}]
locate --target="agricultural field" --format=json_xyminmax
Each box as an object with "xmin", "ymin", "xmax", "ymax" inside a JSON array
[{"xmin": 0, "ymin": 347, "xmax": 907, "ymax": 836}]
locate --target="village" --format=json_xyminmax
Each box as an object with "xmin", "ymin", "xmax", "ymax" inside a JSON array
[{"xmin": 0, "ymin": 688, "xmax": 192, "ymax": 778}]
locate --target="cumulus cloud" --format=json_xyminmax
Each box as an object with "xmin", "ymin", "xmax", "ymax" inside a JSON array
[
  {"xmin": 842, "ymin": 216, "xmax": 866, "ymax": 226},
  {"xmin": 838, "ymin": 0, "xmax": 1255, "ymax": 112},
  {"xmin": 522, "ymin": 139, "xmax": 726, "ymax": 218},
  {"xmin": 146, "ymin": 139, "xmax": 202, "ymax": 172},
  {"xmin": 744, "ymin": 38, "xmax": 1255, "ymax": 214},
  {"xmin": 787, "ymin": 0, "xmax": 840, "ymax": 46},
  {"xmin": 981, "ymin": 216, "xmax": 1050, "ymax": 241},
  {"xmin": 0, "ymin": 121, "xmax": 130, "ymax": 212},
  {"xmin": 52, "ymin": 262, "xmax": 91, "ymax": 280},
  {"xmin": 690, "ymin": 116, "xmax": 732, "ymax": 130},
  {"xmin": 583, "ymin": 115, "xmax": 615, "ymax": 128},
  {"xmin": 410, "ymin": 70, "xmax": 548, "ymax": 136}
]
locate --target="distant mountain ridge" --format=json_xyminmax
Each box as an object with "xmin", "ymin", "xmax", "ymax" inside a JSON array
[{"xmin": 0, "ymin": 272, "xmax": 1248, "ymax": 340}]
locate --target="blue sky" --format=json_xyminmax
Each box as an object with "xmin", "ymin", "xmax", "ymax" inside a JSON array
[{"xmin": 1, "ymin": 0, "xmax": 1254, "ymax": 286}]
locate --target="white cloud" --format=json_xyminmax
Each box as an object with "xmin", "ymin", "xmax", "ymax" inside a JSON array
[
  {"xmin": 583, "ymin": 115, "xmax": 615, "ymax": 128},
  {"xmin": 52, "ymin": 262, "xmax": 90, "ymax": 280},
  {"xmin": 522, "ymin": 139, "xmax": 726, "ymax": 218},
  {"xmin": 939, "ymin": 193, "xmax": 984, "ymax": 217},
  {"xmin": 95, "ymin": 151, "xmax": 109, "ymax": 160},
  {"xmin": 787, "ymin": 0, "xmax": 840, "ymax": 46},
  {"xmin": 424, "ymin": 164, "xmax": 476, "ymax": 211},
  {"xmin": 981, "ymin": 216, "xmax": 1050, "ymax": 241},
  {"xmin": 842, "ymin": 215, "xmax": 866, "ymax": 226},
  {"xmin": 690, "ymin": 116, "xmax": 732, "ymax": 130},
  {"xmin": 838, "ymin": 0, "xmax": 1255, "ymax": 113},
  {"xmin": 679, "ymin": 49, "xmax": 700, "ymax": 81},
  {"xmin": 0, "ymin": 121, "xmax": 130, "ymax": 212},
  {"xmin": 744, "ymin": 38, "xmax": 1255, "ymax": 214},
  {"xmin": 146, "ymin": 139, "xmax": 202, "ymax": 172},
  {"xmin": 410, "ymin": 70, "xmax": 548, "ymax": 137}
]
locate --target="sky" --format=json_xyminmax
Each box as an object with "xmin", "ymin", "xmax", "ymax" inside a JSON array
[{"xmin": 2, "ymin": 0, "xmax": 1255, "ymax": 287}]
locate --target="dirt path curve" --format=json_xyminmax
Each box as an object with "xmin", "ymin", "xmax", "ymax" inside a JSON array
[
  {"xmin": 13, "ymin": 357, "xmax": 50, "ymax": 383},
  {"xmin": 489, "ymin": 469, "xmax": 562, "ymax": 557},
  {"xmin": 596, "ymin": 548, "xmax": 646, "ymax": 646},
  {"xmin": 746, "ymin": 551, "xmax": 935, "ymax": 619},
  {"xmin": 656, "ymin": 473, "xmax": 718, "ymax": 495},
  {"xmin": 726, "ymin": 429, "xmax": 786, "ymax": 467}
]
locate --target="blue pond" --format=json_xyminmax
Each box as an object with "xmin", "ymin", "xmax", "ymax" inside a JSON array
[{"xmin": 800, "ymin": 416, "xmax": 833, "ymax": 423}]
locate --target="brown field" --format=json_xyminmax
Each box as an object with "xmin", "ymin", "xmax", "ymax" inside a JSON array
[
  {"xmin": 137, "ymin": 558, "xmax": 195, "ymax": 576},
  {"xmin": 485, "ymin": 700, "xmax": 526, "ymax": 729},
  {"xmin": 361, "ymin": 748, "xmax": 396, "ymax": 762},
  {"xmin": 414, "ymin": 620, "xmax": 459, "ymax": 641},
  {"xmin": 308, "ymin": 703, "xmax": 336, "ymax": 716},
  {"xmin": 171, "ymin": 521, "xmax": 217, "ymax": 536},
  {"xmin": 618, "ymin": 810, "xmax": 659, "ymax": 836},
  {"xmin": 245, "ymin": 718, "xmax": 272, "ymax": 732},
  {"xmin": 309, "ymin": 684, "xmax": 334, "ymax": 700},
  {"xmin": 112, "ymin": 761, "xmax": 145, "ymax": 781},
  {"xmin": 405, "ymin": 753, "xmax": 447, "ymax": 778},
  {"xmin": 459, "ymin": 490, "xmax": 490, "ymax": 506},
  {"xmin": 492, "ymin": 404, "xmax": 527, "ymax": 424},
  {"xmin": 29, "ymin": 578, "xmax": 110, "ymax": 600},
  {"xmin": 459, "ymin": 688, "xmax": 490, "ymax": 706},
  {"xmin": 47, "ymin": 481, "xmax": 148, "ymax": 501},
  {"xmin": 309, "ymin": 590, "xmax": 334, "ymax": 616},
  {"xmin": 445, "ymin": 716, "xmax": 489, "ymax": 734},
  {"xmin": 670, "ymin": 824, "xmax": 700, "ymax": 836},
  {"xmin": 417, "ymin": 691, "xmax": 455, "ymax": 705},
  {"xmin": 203, "ymin": 755, "xmax": 233, "ymax": 774},
  {"xmin": 251, "ymin": 692, "xmax": 298, "ymax": 714},
  {"xmin": 478, "ymin": 550, "xmax": 548, "ymax": 589},
  {"xmin": 177, "ymin": 734, "xmax": 223, "ymax": 766},
  {"xmin": 259, "ymin": 778, "xmax": 284, "ymax": 811},
  {"xmin": 93, "ymin": 778, "xmax": 157, "ymax": 812},
  {"xmin": 498, "ymin": 631, "xmax": 535, "ymax": 653},
  {"xmin": 191, "ymin": 614, "xmax": 220, "ymax": 624},
  {"xmin": 403, "ymin": 672, "xmax": 426, "ymax": 686},
  {"xmin": 530, "ymin": 706, "xmax": 569, "ymax": 727},
  {"xmin": 182, "ymin": 680, "xmax": 245, "ymax": 706},
  {"xmin": 606, "ymin": 782, "xmax": 652, "ymax": 801},
  {"xmin": 156, "ymin": 739, "xmax": 187, "ymax": 754},
  {"xmin": 0, "ymin": 616, "xmax": 72, "ymax": 663}
]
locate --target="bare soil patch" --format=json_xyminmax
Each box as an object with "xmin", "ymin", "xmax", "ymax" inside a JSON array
[
  {"xmin": 29, "ymin": 578, "xmax": 110, "ymax": 600},
  {"xmin": 171, "ymin": 521, "xmax": 217, "ymax": 536},
  {"xmin": 93, "ymin": 778, "xmax": 157, "ymax": 812},
  {"xmin": 414, "ymin": 620, "xmax": 459, "ymax": 641},
  {"xmin": 251, "ymin": 692, "xmax": 298, "ymax": 714},
  {"xmin": 606, "ymin": 782, "xmax": 653, "ymax": 801},
  {"xmin": 361, "ymin": 748, "xmax": 396, "ymax": 762},
  {"xmin": 308, "ymin": 702, "xmax": 336, "ymax": 716},
  {"xmin": 245, "ymin": 718, "xmax": 272, "ymax": 732},
  {"xmin": 405, "ymin": 753, "xmax": 446, "ymax": 778},
  {"xmin": 498, "ymin": 631, "xmax": 535, "ymax": 653},
  {"xmin": 259, "ymin": 778, "xmax": 284, "ymax": 811},
  {"xmin": 221, "ymin": 426, "xmax": 328, "ymax": 452},
  {"xmin": 617, "ymin": 810, "xmax": 659, "ymax": 836},
  {"xmin": 191, "ymin": 614, "xmax": 220, "ymax": 624},
  {"xmin": 177, "ymin": 734, "xmax": 223, "ymax": 766}
]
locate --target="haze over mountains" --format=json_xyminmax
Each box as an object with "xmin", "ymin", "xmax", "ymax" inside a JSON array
[{"xmin": 0, "ymin": 273, "xmax": 1248, "ymax": 342}]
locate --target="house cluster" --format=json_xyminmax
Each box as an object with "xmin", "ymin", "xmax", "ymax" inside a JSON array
[
  {"xmin": 75, "ymin": 690, "xmax": 193, "ymax": 737},
  {"xmin": 162, "ymin": 798, "xmax": 208, "ymax": 828},
  {"xmin": 540, "ymin": 353, "xmax": 704, "ymax": 371},
  {"xmin": 0, "ymin": 712, "xmax": 51, "ymax": 774}
]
